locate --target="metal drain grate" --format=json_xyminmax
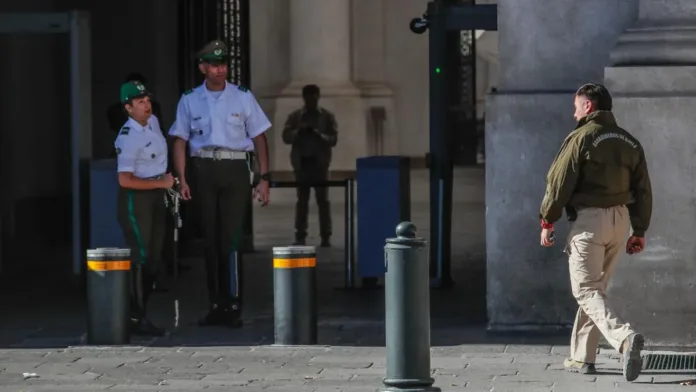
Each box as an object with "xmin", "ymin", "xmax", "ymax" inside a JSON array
[{"xmin": 643, "ymin": 353, "xmax": 696, "ymax": 371}]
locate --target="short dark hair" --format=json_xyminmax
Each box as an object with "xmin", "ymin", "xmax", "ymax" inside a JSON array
[
  {"xmin": 302, "ymin": 84, "xmax": 320, "ymax": 96},
  {"xmin": 575, "ymin": 83, "xmax": 612, "ymax": 111},
  {"xmin": 125, "ymin": 72, "xmax": 147, "ymax": 85}
]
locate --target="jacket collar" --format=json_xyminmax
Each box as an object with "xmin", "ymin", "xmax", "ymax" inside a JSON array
[{"xmin": 575, "ymin": 110, "xmax": 616, "ymax": 129}]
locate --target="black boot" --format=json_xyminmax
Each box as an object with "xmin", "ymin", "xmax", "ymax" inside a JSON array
[
  {"xmin": 131, "ymin": 265, "xmax": 166, "ymax": 337},
  {"xmin": 224, "ymin": 300, "xmax": 243, "ymax": 328},
  {"xmin": 198, "ymin": 304, "xmax": 226, "ymax": 326}
]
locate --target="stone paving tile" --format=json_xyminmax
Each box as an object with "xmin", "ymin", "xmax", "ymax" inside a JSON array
[
  {"xmin": 10, "ymin": 342, "xmax": 688, "ymax": 391},
  {"xmin": 505, "ymin": 344, "xmax": 553, "ymax": 354}
]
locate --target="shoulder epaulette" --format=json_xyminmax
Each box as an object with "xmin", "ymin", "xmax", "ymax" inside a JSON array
[
  {"xmin": 120, "ymin": 126, "xmax": 130, "ymax": 135},
  {"xmin": 238, "ymin": 85, "xmax": 249, "ymax": 93},
  {"xmin": 184, "ymin": 89, "xmax": 194, "ymax": 95}
]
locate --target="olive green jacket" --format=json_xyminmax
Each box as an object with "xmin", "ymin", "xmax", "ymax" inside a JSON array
[{"xmin": 539, "ymin": 111, "xmax": 652, "ymax": 237}]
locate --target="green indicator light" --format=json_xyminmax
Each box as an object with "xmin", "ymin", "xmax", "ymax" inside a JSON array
[{"xmin": 435, "ymin": 67, "xmax": 441, "ymax": 73}]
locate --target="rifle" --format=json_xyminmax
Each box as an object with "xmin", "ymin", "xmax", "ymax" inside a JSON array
[{"xmin": 164, "ymin": 178, "xmax": 183, "ymax": 328}]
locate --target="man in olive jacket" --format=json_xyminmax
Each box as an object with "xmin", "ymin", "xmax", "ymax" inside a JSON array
[
  {"xmin": 538, "ymin": 83, "xmax": 653, "ymax": 382},
  {"xmin": 282, "ymin": 84, "xmax": 338, "ymax": 247}
]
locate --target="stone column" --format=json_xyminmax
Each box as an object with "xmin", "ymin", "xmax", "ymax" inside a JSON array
[
  {"xmin": 603, "ymin": 0, "xmax": 696, "ymax": 346},
  {"xmin": 352, "ymin": 0, "xmax": 397, "ymax": 156},
  {"xmin": 281, "ymin": 0, "xmax": 359, "ymax": 96},
  {"xmin": 271, "ymin": 0, "xmax": 367, "ymax": 171},
  {"xmin": 611, "ymin": 0, "xmax": 696, "ymax": 66},
  {"xmin": 485, "ymin": 0, "xmax": 637, "ymax": 332}
]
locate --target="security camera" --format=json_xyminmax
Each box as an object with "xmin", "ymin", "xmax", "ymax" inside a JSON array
[{"xmin": 409, "ymin": 17, "xmax": 429, "ymax": 34}]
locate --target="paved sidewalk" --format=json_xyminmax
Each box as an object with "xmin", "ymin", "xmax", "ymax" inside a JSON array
[{"xmin": 0, "ymin": 341, "xmax": 694, "ymax": 391}]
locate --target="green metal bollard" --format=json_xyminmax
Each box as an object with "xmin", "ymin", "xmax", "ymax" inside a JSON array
[
  {"xmin": 86, "ymin": 248, "xmax": 132, "ymax": 345},
  {"xmin": 381, "ymin": 222, "xmax": 440, "ymax": 392}
]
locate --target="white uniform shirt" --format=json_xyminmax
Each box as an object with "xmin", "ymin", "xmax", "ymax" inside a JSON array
[
  {"xmin": 115, "ymin": 115, "xmax": 168, "ymax": 178},
  {"xmin": 168, "ymin": 82, "xmax": 271, "ymax": 156}
]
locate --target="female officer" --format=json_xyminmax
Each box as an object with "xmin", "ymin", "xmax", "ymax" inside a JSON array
[{"xmin": 114, "ymin": 80, "xmax": 174, "ymax": 336}]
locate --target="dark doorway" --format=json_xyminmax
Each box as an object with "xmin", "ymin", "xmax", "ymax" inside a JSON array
[{"xmin": 0, "ymin": 30, "xmax": 72, "ymax": 286}]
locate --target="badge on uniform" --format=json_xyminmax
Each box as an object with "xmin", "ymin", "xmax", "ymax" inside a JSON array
[
  {"xmin": 115, "ymin": 147, "xmax": 122, "ymax": 155},
  {"xmin": 120, "ymin": 126, "xmax": 130, "ymax": 135},
  {"xmin": 151, "ymin": 153, "xmax": 156, "ymax": 159}
]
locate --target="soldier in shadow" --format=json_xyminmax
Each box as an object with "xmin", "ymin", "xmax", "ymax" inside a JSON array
[{"xmin": 282, "ymin": 85, "xmax": 338, "ymax": 247}]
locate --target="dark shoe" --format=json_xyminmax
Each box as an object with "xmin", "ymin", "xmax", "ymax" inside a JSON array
[
  {"xmin": 293, "ymin": 239, "xmax": 306, "ymax": 246},
  {"xmin": 131, "ymin": 317, "xmax": 166, "ymax": 337},
  {"xmin": 622, "ymin": 333, "xmax": 644, "ymax": 382},
  {"xmin": 320, "ymin": 238, "xmax": 331, "ymax": 248},
  {"xmin": 563, "ymin": 358, "xmax": 597, "ymax": 374},
  {"xmin": 223, "ymin": 307, "xmax": 244, "ymax": 329},
  {"xmin": 198, "ymin": 306, "xmax": 226, "ymax": 326}
]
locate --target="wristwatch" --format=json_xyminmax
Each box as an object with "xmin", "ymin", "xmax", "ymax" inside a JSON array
[{"xmin": 260, "ymin": 172, "xmax": 271, "ymax": 181}]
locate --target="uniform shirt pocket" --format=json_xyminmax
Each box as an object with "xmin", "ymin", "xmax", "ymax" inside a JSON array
[
  {"xmin": 141, "ymin": 141, "xmax": 163, "ymax": 161},
  {"xmin": 190, "ymin": 116, "xmax": 212, "ymax": 139},
  {"xmin": 226, "ymin": 112, "xmax": 247, "ymax": 141}
]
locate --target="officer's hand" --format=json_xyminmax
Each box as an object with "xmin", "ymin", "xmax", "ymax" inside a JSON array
[
  {"xmin": 626, "ymin": 236, "xmax": 645, "ymax": 255},
  {"xmin": 161, "ymin": 173, "xmax": 175, "ymax": 189},
  {"xmin": 179, "ymin": 181, "xmax": 192, "ymax": 200},
  {"xmin": 254, "ymin": 180, "xmax": 270, "ymax": 206},
  {"xmin": 540, "ymin": 227, "xmax": 555, "ymax": 247}
]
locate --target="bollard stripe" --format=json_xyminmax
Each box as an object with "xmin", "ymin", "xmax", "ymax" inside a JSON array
[
  {"xmin": 87, "ymin": 260, "xmax": 131, "ymax": 271},
  {"xmin": 273, "ymin": 258, "xmax": 316, "ymax": 269}
]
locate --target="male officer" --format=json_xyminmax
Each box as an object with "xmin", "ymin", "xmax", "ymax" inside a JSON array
[
  {"xmin": 282, "ymin": 84, "xmax": 338, "ymax": 247},
  {"xmin": 539, "ymin": 83, "xmax": 652, "ymax": 382},
  {"xmin": 169, "ymin": 40, "xmax": 271, "ymax": 328}
]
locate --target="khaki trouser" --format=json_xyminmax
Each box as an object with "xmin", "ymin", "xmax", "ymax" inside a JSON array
[{"xmin": 565, "ymin": 205, "xmax": 635, "ymax": 364}]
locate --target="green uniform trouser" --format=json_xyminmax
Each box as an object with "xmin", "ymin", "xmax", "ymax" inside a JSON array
[
  {"xmin": 294, "ymin": 158, "xmax": 332, "ymax": 241},
  {"xmin": 117, "ymin": 188, "xmax": 166, "ymax": 276},
  {"xmin": 192, "ymin": 157, "xmax": 251, "ymax": 308}
]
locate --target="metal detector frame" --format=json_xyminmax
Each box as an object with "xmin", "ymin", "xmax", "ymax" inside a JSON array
[{"xmin": 0, "ymin": 11, "xmax": 92, "ymax": 279}]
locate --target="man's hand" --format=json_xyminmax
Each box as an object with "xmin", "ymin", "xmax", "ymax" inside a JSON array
[
  {"xmin": 179, "ymin": 181, "xmax": 192, "ymax": 200},
  {"xmin": 540, "ymin": 227, "xmax": 555, "ymax": 247},
  {"xmin": 254, "ymin": 179, "xmax": 270, "ymax": 206},
  {"xmin": 626, "ymin": 236, "xmax": 645, "ymax": 255}
]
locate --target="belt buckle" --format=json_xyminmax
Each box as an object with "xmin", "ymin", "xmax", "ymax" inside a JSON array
[{"xmin": 212, "ymin": 149, "xmax": 222, "ymax": 160}]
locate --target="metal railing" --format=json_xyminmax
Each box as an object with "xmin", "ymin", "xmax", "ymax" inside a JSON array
[{"xmin": 268, "ymin": 178, "xmax": 356, "ymax": 289}]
